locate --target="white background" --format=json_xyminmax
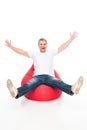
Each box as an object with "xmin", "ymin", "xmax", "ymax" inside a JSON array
[{"xmin": 0, "ymin": 0, "xmax": 87, "ymax": 130}]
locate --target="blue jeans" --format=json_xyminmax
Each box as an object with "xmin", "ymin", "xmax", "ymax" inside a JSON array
[{"xmin": 16, "ymin": 74, "xmax": 74, "ymax": 98}]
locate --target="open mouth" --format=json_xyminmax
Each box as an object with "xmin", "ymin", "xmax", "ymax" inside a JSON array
[
  {"xmin": 41, "ymin": 48, "xmax": 45, "ymax": 50},
  {"xmin": 41, "ymin": 48, "xmax": 46, "ymax": 52}
]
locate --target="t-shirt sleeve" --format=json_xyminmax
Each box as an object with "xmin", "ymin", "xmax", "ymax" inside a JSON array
[
  {"xmin": 50, "ymin": 49, "xmax": 58, "ymax": 56},
  {"xmin": 27, "ymin": 51, "xmax": 34, "ymax": 58}
]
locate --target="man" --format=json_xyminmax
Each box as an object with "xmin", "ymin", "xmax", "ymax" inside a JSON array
[{"xmin": 5, "ymin": 32, "xmax": 83, "ymax": 99}]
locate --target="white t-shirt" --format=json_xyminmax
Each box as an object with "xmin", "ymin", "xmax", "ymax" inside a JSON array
[{"xmin": 29, "ymin": 49, "xmax": 58, "ymax": 76}]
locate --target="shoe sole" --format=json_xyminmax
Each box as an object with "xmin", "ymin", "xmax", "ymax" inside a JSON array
[
  {"xmin": 75, "ymin": 76, "xmax": 83, "ymax": 94},
  {"xmin": 7, "ymin": 79, "xmax": 17, "ymax": 97}
]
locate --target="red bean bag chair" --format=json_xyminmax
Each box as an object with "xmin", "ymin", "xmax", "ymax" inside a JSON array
[{"xmin": 21, "ymin": 64, "xmax": 62, "ymax": 101}]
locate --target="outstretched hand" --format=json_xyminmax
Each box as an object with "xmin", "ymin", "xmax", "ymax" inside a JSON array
[
  {"xmin": 70, "ymin": 31, "xmax": 78, "ymax": 40},
  {"xmin": 5, "ymin": 40, "xmax": 11, "ymax": 47}
]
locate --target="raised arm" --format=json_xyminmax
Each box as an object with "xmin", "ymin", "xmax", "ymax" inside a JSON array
[
  {"xmin": 58, "ymin": 32, "xmax": 78, "ymax": 53},
  {"xmin": 5, "ymin": 40, "xmax": 30, "ymax": 58}
]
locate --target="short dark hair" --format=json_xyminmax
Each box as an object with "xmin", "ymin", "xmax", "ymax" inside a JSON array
[{"xmin": 38, "ymin": 38, "xmax": 47, "ymax": 44}]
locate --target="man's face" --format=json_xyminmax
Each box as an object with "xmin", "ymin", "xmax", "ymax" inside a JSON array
[{"xmin": 38, "ymin": 40, "xmax": 47, "ymax": 52}]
